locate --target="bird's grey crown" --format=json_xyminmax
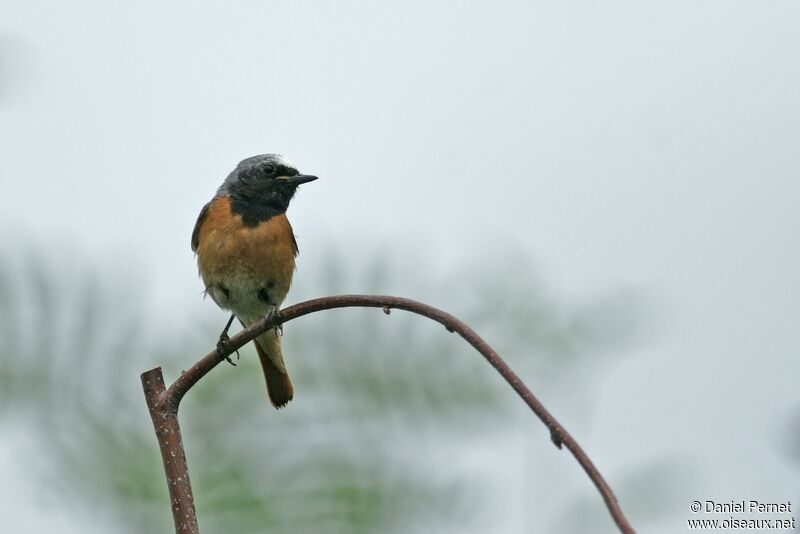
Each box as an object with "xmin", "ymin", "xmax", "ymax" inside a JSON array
[{"xmin": 216, "ymin": 154, "xmax": 297, "ymax": 196}]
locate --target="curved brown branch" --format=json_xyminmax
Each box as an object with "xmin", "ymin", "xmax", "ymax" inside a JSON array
[{"xmin": 142, "ymin": 294, "xmax": 635, "ymax": 534}]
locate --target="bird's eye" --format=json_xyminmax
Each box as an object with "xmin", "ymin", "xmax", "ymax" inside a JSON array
[{"xmin": 263, "ymin": 165, "xmax": 275, "ymax": 175}]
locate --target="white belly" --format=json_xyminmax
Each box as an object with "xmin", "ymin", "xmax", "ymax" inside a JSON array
[{"xmin": 207, "ymin": 276, "xmax": 281, "ymax": 325}]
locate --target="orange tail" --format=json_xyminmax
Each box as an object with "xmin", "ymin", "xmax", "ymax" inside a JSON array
[{"xmin": 253, "ymin": 330, "xmax": 294, "ymax": 409}]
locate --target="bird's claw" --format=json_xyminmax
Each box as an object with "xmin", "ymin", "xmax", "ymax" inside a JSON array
[{"xmin": 217, "ymin": 333, "xmax": 240, "ymax": 366}]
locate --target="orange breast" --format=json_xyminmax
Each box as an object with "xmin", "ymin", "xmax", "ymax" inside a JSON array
[{"xmin": 195, "ymin": 196, "xmax": 296, "ymax": 295}]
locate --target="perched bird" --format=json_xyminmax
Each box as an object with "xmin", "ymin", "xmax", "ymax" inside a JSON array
[{"xmin": 191, "ymin": 154, "xmax": 318, "ymax": 408}]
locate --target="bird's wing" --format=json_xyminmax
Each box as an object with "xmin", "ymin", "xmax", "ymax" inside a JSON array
[
  {"xmin": 191, "ymin": 200, "xmax": 213, "ymax": 252},
  {"xmin": 286, "ymin": 218, "xmax": 299, "ymax": 256}
]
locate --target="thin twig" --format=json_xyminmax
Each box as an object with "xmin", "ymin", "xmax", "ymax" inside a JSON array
[{"xmin": 142, "ymin": 294, "xmax": 635, "ymax": 534}]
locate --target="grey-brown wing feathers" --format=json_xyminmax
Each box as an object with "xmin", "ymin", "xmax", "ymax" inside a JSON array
[
  {"xmin": 286, "ymin": 219, "xmax": 299, "ymax": 256},
  {"xmin": 191, "ymin": 200, "xmax": 212, "ymax": 252}
]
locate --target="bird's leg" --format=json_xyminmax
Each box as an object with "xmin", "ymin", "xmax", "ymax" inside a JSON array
[{"xmin": 217, "ymin": 313, "xmax": 240, "ymax": 365}]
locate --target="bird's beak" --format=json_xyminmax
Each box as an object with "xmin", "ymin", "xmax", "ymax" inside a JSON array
[{"xmin": 282, "ymin": 174, "xmax": 318, "ymax": 185}]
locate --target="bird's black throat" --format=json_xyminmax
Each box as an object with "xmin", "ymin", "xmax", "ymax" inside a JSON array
[
  {"xmin": 230, "ymin": 196, "xmax": 284, "ymax": 226},
  {"xmin": 228, "ymin": 184, "xmax": 297, "ymax": 227}
]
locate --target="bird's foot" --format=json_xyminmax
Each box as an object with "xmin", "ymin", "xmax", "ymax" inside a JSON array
[
  {"xmin": 267, "ymin": 309, "xmax": 283, "ymax": 336},
  {"xmin": 217, "ymin": 314, "xmax": 240, "ymax": 366},
  {"xmin": 216, "ymin": 333, "xmax": 241, "ymax": 366}
]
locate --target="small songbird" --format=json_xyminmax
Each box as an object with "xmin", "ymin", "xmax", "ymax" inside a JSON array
[{"xmin": 191, "ymin": 154, "xmax": 318, "ymax": 408}]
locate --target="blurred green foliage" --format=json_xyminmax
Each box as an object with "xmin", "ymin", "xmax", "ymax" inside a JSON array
[{"xmin": 0, "ymin": 247, "xmax": 644, "ymax": 533}]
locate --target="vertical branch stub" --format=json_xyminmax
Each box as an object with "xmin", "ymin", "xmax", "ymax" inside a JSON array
[{"xmin": 141, "ymin": 367, "xmax": 200, "ymax": 533}]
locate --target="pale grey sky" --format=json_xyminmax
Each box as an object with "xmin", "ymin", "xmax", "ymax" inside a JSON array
[{"xmin": 2, "ymin": 2, "xmax": 799, "ymax": 532}]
